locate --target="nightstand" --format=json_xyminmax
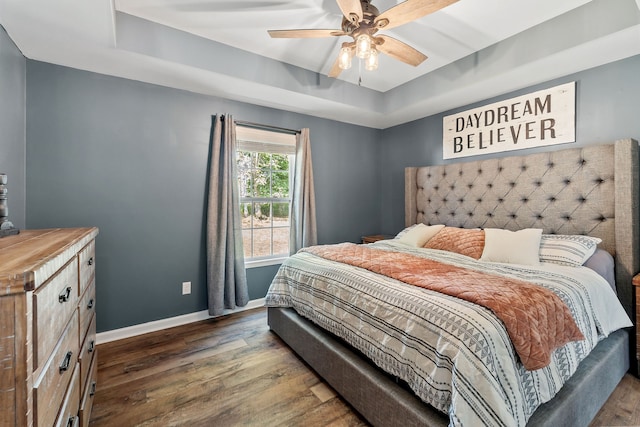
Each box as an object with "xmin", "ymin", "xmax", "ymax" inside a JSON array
[{"xmin": 361, "ymin": 234, "xmax": 394, "ymax": 244}]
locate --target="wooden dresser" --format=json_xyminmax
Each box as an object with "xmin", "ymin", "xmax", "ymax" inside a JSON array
[{"xmin": 0, "ymin": 227, "xmax": 99, "ymax": 426}]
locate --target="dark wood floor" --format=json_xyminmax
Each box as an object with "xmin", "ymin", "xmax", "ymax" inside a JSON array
[{"xmin": 90, "ymin": 307, "xmax": 640, "ymax": 426}]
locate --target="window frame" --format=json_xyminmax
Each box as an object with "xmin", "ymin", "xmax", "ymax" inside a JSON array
[{"xmin": 236, "ymin": 126, "xmax": 296, "ymax": 268}]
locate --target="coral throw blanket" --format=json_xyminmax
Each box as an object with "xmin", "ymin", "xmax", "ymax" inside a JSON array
[{"xmin": 302, "ymin": 243, "xmax": 585, "ymax": 370}]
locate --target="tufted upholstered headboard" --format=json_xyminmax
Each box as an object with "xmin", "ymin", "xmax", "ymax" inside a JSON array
[{"xmin": 405, "ymin": 139, "xmax": 639, "ymax": 318}]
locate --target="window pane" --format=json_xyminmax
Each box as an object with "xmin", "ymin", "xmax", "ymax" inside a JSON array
[
  {"xmin": 252, "ymin": 202, "xmax": 271, "ymax": 228},
  {"xmin": 252, "ymin": 228, "xmax": 272, "ymax": 257},
  {"xmin": 273, "ymin": 153, "xmax": 290, "ymax": 171},
  {"xmin": 255, "ymin": 171, "xmax": 271, "ymax": 197},
  {"xmin": 237, "ymin": 152, "xmax": 252, "ymax": 197},
  {"xmin": 250, "ymin": 152, "xmax": 259, "ymax": 168},
  {"xmin": 273, "ymin": 202, "xmax": 290, "ymax": 226},
  {"xmin": 237, "ymin": 151, "xmax": 252, "ymax": 165},
  {"xmin": 240, "ymin": 203, "xmax": 252, "ymax": 228},
  {"xmin": 257, "ymin": 152, "xmax": 271, "ymax": 169},
  {"xmin": 272, "ymin": 171, "xmax": 289, "ymax": 198},
  {"xmin": 273, "ymin": 227, "xmax": 290, "ymax": 255},
  {"xmin": 242, "ymin": 229, "xmax": 252, "ymax": 258},
  {"xmin": 239, "ymin": 172, "xmax": 252, "ymax": 198}
]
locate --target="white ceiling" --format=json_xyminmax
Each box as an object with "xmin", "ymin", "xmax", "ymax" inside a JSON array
[{"xmin": 1, "ymin": 0, "xmax": 639, "ymax": 129}]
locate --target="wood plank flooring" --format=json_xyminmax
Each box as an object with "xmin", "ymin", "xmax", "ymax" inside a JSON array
[{"xmin": 90, "ymin": 307, "xmax": 640, "ymax": 427}]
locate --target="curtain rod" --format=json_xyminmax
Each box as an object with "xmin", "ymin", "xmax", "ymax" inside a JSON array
[{"xmin": 234, "ymin": 119, "xmax": 300, "ymax": 135}]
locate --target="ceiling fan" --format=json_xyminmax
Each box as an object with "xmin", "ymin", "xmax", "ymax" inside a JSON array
[{"xmin": 268, "ymin": 0, "xmax": 459, "ymax": 78}]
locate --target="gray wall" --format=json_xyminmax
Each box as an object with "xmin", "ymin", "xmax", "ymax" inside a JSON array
[
  {"xmin": 0, "ymin": 25, "xmax": 26, "ymax": 228},
  {"xmin": 18, "ymin": 48, "xmax": 640, "ymax": 333},
  {"xmin": 379, "ymin": 55, "xmax": 640, "ymax": 235},
  {"xmin": 25, "ymin": 62, "xmax": 381, "ymax": 332}
]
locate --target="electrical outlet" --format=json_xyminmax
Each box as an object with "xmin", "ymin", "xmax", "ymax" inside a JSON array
[{"xmin": 182, "ymin": 281, "xmax": 191, "ymax": 295}]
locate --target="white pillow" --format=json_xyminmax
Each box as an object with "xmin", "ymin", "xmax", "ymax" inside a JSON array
[
  {"xmin": 480, "ymin": 228, "xmax": 542, "ymax": 265},
  {"xmin": 539, "ymin": 234, "xmax": 602, "ymax": 266},
  {"xmin": 397, "ymin": 224, "xmax": 445, "ymax": 247}
]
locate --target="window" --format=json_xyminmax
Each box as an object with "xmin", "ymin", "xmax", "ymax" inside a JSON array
[{"xmin": 236, "ymin": 126, "xmax": 296, "ymax": 265}]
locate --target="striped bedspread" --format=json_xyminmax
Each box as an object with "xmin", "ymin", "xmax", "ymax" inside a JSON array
[{"xmin": 265, "ymin": 240, "xmax": 631, "ymax": 427}]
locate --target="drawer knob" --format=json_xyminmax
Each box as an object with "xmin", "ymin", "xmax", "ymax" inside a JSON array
[
  {"xmin": 66, "ymin": 415, "xmax": 77, "ymax": 427},
  {"xmin": 90, "ymin": 381, "xmax": 97, "ymax": 397},
  {"xmin": 88, "ymin": 340, "xmax": 95, "ymax": 353},
  {"xmin": 59, "ymin": 351, "xmax": 73, "ymax": 373},
  {"xmin": 87, "ymin": 298, "xmax": 95, "ymax": 309},
  {"xmin": 58, "ymin": 286, "xmax": 72, "ymax": 303},
  {"xmin": 88, "ymin": 257, "xmax": 93, "ymax": 266}
]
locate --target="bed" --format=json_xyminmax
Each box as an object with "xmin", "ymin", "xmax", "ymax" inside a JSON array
[{"xmin": 266, "ymin": 138, "xmax": 639, "ymax": 426}]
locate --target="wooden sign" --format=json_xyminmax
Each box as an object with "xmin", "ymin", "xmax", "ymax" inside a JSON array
[{"xmin": 443, "ymin": 82, "xmax": 575, "ymax": 159}]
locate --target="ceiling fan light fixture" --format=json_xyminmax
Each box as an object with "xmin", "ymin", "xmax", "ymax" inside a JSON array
[
  {"xmin": 365, "ymin": 48, "xmax": 378, "ymax": 71},
  {"xmin": 268, "ymin": 0, "xmax": 453, "ymax": 78},
  {"xmin": 355, "ymin": 34, "xmax": 372, "ymax": 59},
  {"xmin": 338, "ymin": 47, "xmax": 352, "ymax": 70}
]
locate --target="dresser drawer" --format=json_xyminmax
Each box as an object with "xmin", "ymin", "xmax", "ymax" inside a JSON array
[
  {"xmin": 33, "ymin": 311, "xmax": 80, "ymax": 427},
  {"xmin": 79, "ymin": 313, "xmax": 96, "ymax": 393},
  {"xmin": 34, "ymin": 258, "xmax": 79, "ymax": 367},
  {"xmin": 79, "ymin": 241, "xmax": 95, "ymax": 295},
  {"xmin": 55, "ymin": 362, "xmax": 80, "ymax": 427},
  {"xmin": 79, "ymin": 281, "xmax": 96, "ymax": 344},
  {"xmin": 79, "ymin": 354, "xmax": 98, "ymax": 427}
]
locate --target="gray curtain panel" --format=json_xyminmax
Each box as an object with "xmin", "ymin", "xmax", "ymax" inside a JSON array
[
  {"xmin": 290, "ymin": 128, "xmax": 317, "ymax": 254},
  {"xmin": 206, "ymin": 115, "xmax": 249, "ymax": 316}
]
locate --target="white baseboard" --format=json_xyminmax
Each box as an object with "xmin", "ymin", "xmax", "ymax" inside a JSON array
[{"xmin": 96, "ymin": 298, "xmax": 266, "ymax": 345}]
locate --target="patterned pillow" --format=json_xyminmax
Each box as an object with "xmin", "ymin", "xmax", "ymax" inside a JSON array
[
  {"xmin": 539, "ymin": 234, "xmax": 602, "ymax": 266},
  {"xmin": 424, "ymin": 227, "xmax": 485, "ymax": 259}
]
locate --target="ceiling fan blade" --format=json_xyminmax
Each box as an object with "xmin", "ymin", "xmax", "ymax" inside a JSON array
[
  {"xmin": 374, "ymin": 0, "xmax": 459, "ymax": 30},
  {"xmin": 375, "ymin": 35, "xmax": 427, "ymax": 66},
  {"xmin": 335, "ymin": 0, "xmax": 363, "ymax": 24},
  {"xmin": 268, "ymin": 29, "xmax": 346, "ymax": 38}
]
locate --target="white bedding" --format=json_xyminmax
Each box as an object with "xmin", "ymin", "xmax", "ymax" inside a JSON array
[{"xmin": 265, "ymin": 240, "xmax": 631, "ymax": 427}]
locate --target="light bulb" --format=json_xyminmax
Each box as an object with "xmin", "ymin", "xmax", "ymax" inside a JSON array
[
  {"xmin": 355, "ymin": 34, "xmax": 371, "ymax": 59},
  {"xmin": 365, "ymin": 48, "xmax": 378, "ymax": 71},
  {"xmin": 338, "ymin": 47, "xmax": 352, "ymax": 70}
]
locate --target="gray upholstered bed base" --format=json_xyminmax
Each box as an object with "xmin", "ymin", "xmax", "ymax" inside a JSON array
[
  {"xmin": 268, "ymin": 306, "xmax": 629, "ymax": 427},
  {"xmin": 268, "ymin": 306, "xmax": 448, "ymax": 427},
  {"xmin": 268, "ymin": 139, "xmax": 638, "ymax": 426}
]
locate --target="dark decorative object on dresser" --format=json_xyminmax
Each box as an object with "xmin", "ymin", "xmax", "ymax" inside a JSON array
[{"xmin": 0, "ymin": 173, "xmax": 19, "ymax": 237}]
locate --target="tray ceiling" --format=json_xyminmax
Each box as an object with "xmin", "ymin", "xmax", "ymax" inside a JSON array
[{"xmin": 1, "ymin": 0, "xmax": 639, "ymax": 128}]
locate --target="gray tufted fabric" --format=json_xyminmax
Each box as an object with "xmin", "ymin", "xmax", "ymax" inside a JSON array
[{"xmin": 405, "ymin": 139, "xmax": 639, "ymax": 319}]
